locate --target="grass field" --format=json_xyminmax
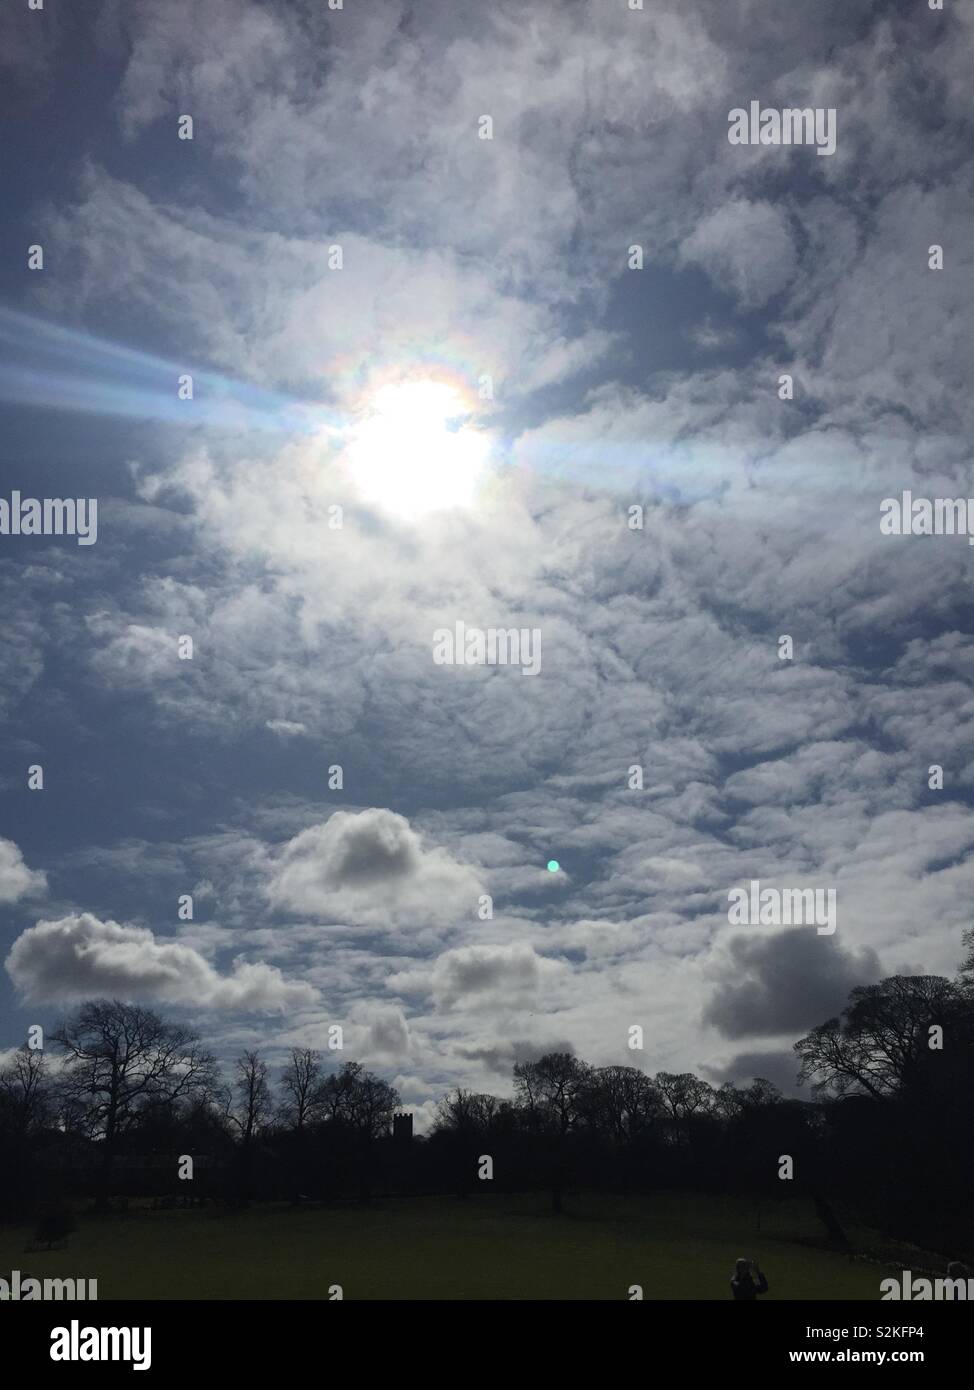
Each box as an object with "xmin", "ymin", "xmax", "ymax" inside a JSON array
[{"xmin": 0, "ymin": 1193, "xmax": 893, "ymax": 1299}]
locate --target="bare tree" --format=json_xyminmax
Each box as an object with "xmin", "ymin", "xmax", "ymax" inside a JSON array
[
  {"xmin": 316, "ymin": 1060, "xmax": 364, "ymax": 1125},
  {"xmin": 433, "ymin": 1088, "xmax": 501, "ymax": 1137},
  {"xmin": 513, "ymin": 1053, "xmax": 593, "ymax": 1212},
  {"xmin": 346, "ymin": 1069, "xmax": 400, "ymax": 1141},
  {"xmin": 581, "ymin": 1066, "xmax": 661, "ymax": 1143},
  {"xmin": 313, "ymin": 1061, "xmax": 400, "ymax": 1201},
  {"xmin": 278, "ymin": 1047, "xmax": 322, "ymax": 1130},
  {"xmin": 653, "ymin": 1071, "xmax": 715, "ymax": 1147},
  {"xmin": 316, "ymin": 1061, "xmax": 400, "ymax": 1139},
  {"xmin": 51, "ymin": 999, "xmax": 217, "ymax": 1200},
  {"xmin": 794, "ymin": 976, "xmax": 967, "ymax": 1099},
  {"xmin": 0, "ymin": 1045, "xmax": 49, "ymax": 1132},
  {"xmin": 513, "ymin": 1052, "xmax": 592, "ymax": 1136},
  {"xmin": 231, "ymin": 1051, "xmax": 271, "ymax": 1145}
]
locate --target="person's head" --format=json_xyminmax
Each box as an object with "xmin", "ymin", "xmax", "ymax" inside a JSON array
[{"xmin": 735, "ymin": 1258, "xmax": 749, "ymax": 1277}]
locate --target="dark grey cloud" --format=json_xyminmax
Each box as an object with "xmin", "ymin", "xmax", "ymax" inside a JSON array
[
  {"xmin": 702, "ymin": 1049, "xmax": 804, "ymax": 1098},
  {"xmin": 703, "ymin": 929, "xmax": 882, "ymax": 1039},
  {"xmin": 459, "ymin": 1038, "xmax": 578, "ymax": 1076}
]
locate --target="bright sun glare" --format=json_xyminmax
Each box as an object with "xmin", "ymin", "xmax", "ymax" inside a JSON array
[{"xmin": 344, "ymin": 379, "xmax": 489, "ymax": 519}]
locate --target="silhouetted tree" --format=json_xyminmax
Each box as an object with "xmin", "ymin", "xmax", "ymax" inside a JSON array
[
  {"xmin": 0, "ymin": 1045, "xmax": 50, "ymax": 1133},
  {"xmin": 51, "ymin": 1000, "xmax": 217, "ymax": 1207},
  {"xmin": 279, "ymin": 1048, "xmax": 322, "ymax": 1130},
  {"xmin": 433, "ymin": 1088, "xmax": 501, "ymax": 1137},
  {"xmin": 317, "ymin": 1061, "xmax": 399, "ymax": 1140},
  {"xmin": 231, "ymin": 1051, "xmax": 271, "ymax": 1145},
  {"xmin": 580, "ymin": 1066, "xmax": 661, "ymax": 1144},
  {"xmin": 514, "ymin": 1053, "xmax": 592, "ymax": 1211},
  {"xmin": 653, "ymin": 1071, "xmax": 715, "ymax": 1151},
  {"xmin": 315, "ymin": 1061, "xmax": 400, "ymax": 1200},
  {"xmin": 432, "ymin": 1089, "xmax": 505, "ymax": 1195},
  {"xmin": 794, "ymin": 976, "xmax": 967, "ymax": 1098},
  {"xmin": 513, "ymin": 1053, "xmax": 592, "ymax": 1136}
]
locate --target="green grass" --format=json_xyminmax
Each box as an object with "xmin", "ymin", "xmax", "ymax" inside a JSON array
[{"xmin": 0, "ymin": 1193, "xmax": 891, "ymax": 1299}]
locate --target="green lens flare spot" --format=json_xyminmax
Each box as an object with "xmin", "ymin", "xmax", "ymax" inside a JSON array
[{"xmin": 547, "ymin": 860, "xmax": 560, "ymax": 873}]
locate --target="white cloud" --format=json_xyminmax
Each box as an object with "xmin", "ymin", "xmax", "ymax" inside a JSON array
[
  {"xmin": 0, "ymin": 838, "xmax": 46, "ymax": 904},
  {"xmin": 5, "ymin": 913, "xmax": 316, "ymax": 1012},
  {"xmin": 265, "ymin": 808, "xmax": 483, "ymax": 928},
  {"xmin": 265, "ymin": 719, "xmax": 307, "ymax": 737},
  {"xmin": 86, "ymin": 615, "xmax": 182, "ymax": 686},
  {"xmin": 679, "ymin": 199, "xmax": 797, "ymax": 308}
]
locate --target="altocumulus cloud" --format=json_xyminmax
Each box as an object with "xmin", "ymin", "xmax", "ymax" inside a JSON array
[
  {"xmin": 3, "ymin": 0, "xmax": 972, "ymax": 1106},
  {"xmin": 5, "ymin": 913, "xmax": 316, "ymax": 1012},
  {"xmin": 265, "ymin": 808, "xmax": 483, "ymax": 927}
]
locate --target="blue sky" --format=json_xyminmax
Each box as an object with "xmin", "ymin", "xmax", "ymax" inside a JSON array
[{"xmin": 1, "ymin": 0, "xmax": 972, "ymax": 1129}]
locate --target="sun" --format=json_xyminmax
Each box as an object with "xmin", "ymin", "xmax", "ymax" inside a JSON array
[{"xmin": 343, "ymin": 378, "xmax": 490, "ymax": 519}]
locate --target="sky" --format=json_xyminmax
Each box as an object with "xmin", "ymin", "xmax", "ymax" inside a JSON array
[{"xmin": 1, "ymin": 0, "xmax": 972, "ymax": 1132}]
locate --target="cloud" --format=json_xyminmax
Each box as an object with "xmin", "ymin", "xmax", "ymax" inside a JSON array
[
  {"xmin": 702, "ymin": 1048, "xmax": 804, "ymax": 1097},
  {"xmin": 0, "ymin": 838, "xmax": 46, "ymax": 904},
  {"xmin": 266, "ymin": 719, "xmax": 307, "ymax": 738},
  {"xmin": 104, "ymin": 0, "xmax": 729, "ymax": 296},
  {"xmin": 679, "ymin": 199, "xmax": 797, "ymax": 308},
  {"xmin": 459, "ymin": 1037, "xmax": 578, "ymax": 1074},
  {"xmin": 687, "ymin": 318, "xmax": 740, "ymax": 352},
  {"xmin": 42, "ymin": 163, "xmax": 594, "ymax": 403},
  {"xmin": 703, "ymin": 928, "xmax": 882, "ymax": 1039},
  {"xmin": 265, "ymin": 808, "xmax": 483, "ymax": 927},
  {"xmin": 348, "ymin": 1005, "xmax": 412, "ymax": 1062},
  {"xmin": 3, "ymin": 0, "xmax": 973, "ymax": 1108},
  {"xmin": 5, "ymin": 913, "xmax": 316, "ymax": 1012},
  {"xmin": 86, "ymin": 615, "xmax": 183, "ymax": 687},
  {"xmin": 429, "ymin": 942, "xmax": 557, "ymax": 1010}
]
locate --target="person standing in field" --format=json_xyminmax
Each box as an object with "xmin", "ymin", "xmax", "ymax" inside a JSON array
[{"xmin": 731, "ymin": 1257, "xmax": 769, "ymax": 1300}]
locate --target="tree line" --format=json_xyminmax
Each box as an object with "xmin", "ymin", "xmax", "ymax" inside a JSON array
[{"xmin": 2, "ymin": 932, "xmax": 972, "ymax": 1255}]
